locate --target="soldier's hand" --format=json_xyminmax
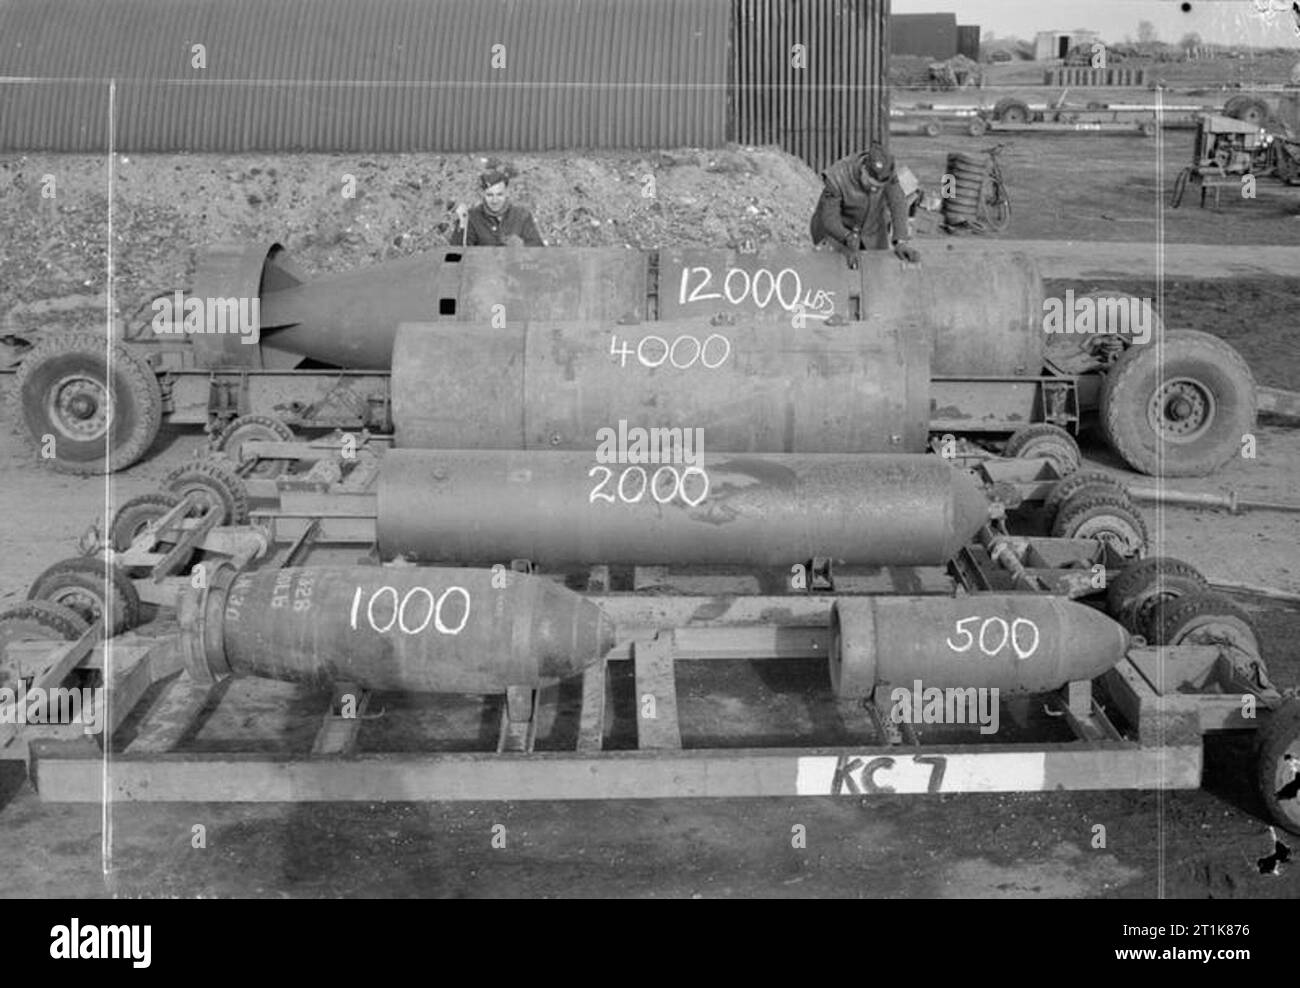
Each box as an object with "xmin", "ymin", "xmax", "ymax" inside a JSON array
[
  {"xmin": 503, "ymin": 234, "xmax": 525, "ymax": 247},
  {"xmin": 894, "ymin": 241, "xmax": 921, "ymax": 264},
  {"xmin": 837, "ymin": 237, "xmax": 860, "ymax": 269}
]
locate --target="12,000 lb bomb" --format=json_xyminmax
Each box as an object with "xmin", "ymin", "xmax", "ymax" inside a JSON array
[
  {"xmin": 177, "ymin": 566, "xmax": 617, "ymax": 693},
  {"xmin": 830, "ymin": 595, "xmax": 1130, "ymax": 697},
  {"xmin": 376, "ymin": 449, "xmax": 991, "ymax": 568},
  {"xmin": 389, "ymin": 318, "xmax": 931, "ymax": 452}
]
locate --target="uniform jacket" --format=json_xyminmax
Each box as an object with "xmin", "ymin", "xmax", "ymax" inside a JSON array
[
  {"xmin": 458, "ymin": 203, "xmax": 544, "ymax": 246},
  {"xmin": 809, "ymin": 152, "xmax": 910, "ymax": 250}
]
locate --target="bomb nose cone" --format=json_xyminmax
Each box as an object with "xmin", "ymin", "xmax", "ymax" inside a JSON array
[
  {"xmin": 532, "ymin": 585, "xmax": 618, "ymax": 681},
  {"xmin": 946, "ymin": 466, "xmax": 997, "ymax": 559}
]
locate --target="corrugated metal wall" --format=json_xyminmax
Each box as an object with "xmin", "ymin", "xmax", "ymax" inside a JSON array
[
  {"xmin": 0, "ymin": 0, "xmax": 729, "ymax": 152},
  {"xmin": 731, "ymin": 0, "xmax": 888, "ymax": 173},
  {"xmin": 957, "ymin": 25, "xmax": 980, "ymax": 62}
]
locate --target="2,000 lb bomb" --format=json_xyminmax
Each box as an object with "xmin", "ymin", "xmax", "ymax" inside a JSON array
[
  {"xmin": 389, "ymin": 318, "xmax": 930, "ymax": 453},
  {"xmin": 177, "ymin": 566, "xmax": 616, "ymax": 693},
  {"xmin": 830, "ymin": 595, "xmax": 1130, "ymax": 697},
  {"xmin": 376, "ymin": 449, "xmax": 991, "ymax": 568}
]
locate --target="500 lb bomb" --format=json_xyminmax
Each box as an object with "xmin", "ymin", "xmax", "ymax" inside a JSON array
[
  {"xmin": 177, "ymin": 566, "xmax": 617, "ymax": 693},
  {"xmin": 390, "ymin": 318, "xmax": 930, "ymax": 452},
  {"xmin": 830, "ymin": 595, "xmax": 1130, "ymax": 697},
  {"xmin": 376, "ymin": 449, "xmax": 991, "ymax": 568}
]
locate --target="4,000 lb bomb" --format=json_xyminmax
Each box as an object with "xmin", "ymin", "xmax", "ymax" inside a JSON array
[
  {"xmin": 177, "ymin": 566, "xmax": 617, "ymax": 694},
  {"xmin": 376, "ymin": 449, "xmax": 991, "ymax": 568}
]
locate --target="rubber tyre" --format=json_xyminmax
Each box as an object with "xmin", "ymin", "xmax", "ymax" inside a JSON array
[
  {"xmin": 0, "ymin": 601, "xmax": 89, "ymax": 689},
  {"xmin": 110, "ymin": 492, "xmax": 195, "ymax": 575},
  {"xmin": 10, "ymin": 331, "xmax": 162, "ymax": 474},
  {"xmin": 967, "ymin": 119, "xmax": 988, "ymax": 137},
  {"xmin": 161, "ymin": 459, "xmax": 250, "ymax": 525},
  {"xmin": 215, "ymin": 414, "xmax": 295, "ymax": 480},
  {"xmin": 1257, "ymin": 698, "xmax": 1300, "ymax": 836},
  {"xmin": 28, "ymin": 557, "xmax": 141, "ymax": 636},
  {"xmin": 978, "ymin": 178, "xmax": 1011, "ymax": 232},
  {"xmin": 922, "ymin": 122, "xmax": 940, "ymax": 137},
  {"xmin": 1003, "ymin": 423, "xmax": 1081, "ymax": 476},
  {"xmin": 1225, "ymin": 97, "xmax": 1270, "ymax": 126},
  {"xmin": 1043, "ymin": 470, "xmax": 1130, "ymax": 528},
  {"xmin": 1104, "ymin": 556, "xmax": 1208, "ymax": 637},
  {"xmin": 993, "ymin": 98, "xmax": 1030, "ymax": 123},
  {"xmin": 1050, "ymin": 491, "xmax": 1149, "ymax": 558},
  {"xmin": 1148, "ymin": 590, "xmax": 1261, "ymax": 657},
  {"xmin": 1099, "ymin": 330, "xmax": 1256, "ymax": 477},
  {"xmin": 943, "ymin": 202, "xmax": 979, "ymax": 217}
]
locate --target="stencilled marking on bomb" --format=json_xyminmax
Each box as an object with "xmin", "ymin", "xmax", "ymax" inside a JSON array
[
  {"xmin": 945, "ymin": 616, "xmax": 1039, "ymax": 660},
  {"xmin": 269, "ymin": 569, "xmax": 294, "ymax": 610},
  {"xmin": 588, "ymin": 465, "xmax": 710, "ymax": 507},
  {"xmin": 677, "ymin": 265, "xmax": 836, "ymax": 318},
  {"xmin": 348, "ymin": 585, "xmax": 472, "ymax": 636},
  {"xmin": 608, "ymin": 333, "xmax": 731, "ymax": 369}
]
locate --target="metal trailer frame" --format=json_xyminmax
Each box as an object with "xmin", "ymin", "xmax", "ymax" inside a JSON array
[{"xmin": 1, "ymin": 439, "xmax": 1288, "ymax": 821}]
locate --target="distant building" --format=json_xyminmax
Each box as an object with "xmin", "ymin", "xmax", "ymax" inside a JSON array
[
  {"xmin": 957, "ymin": 24, "xmax": 981, "ymax": 61},
  {"xmin": 1034, "ymin": 29, "xmax": 1101, "ymax": 61},
  {"xmin": 892, "ymin": 13, "xmax": 957, "ymax": 58}
]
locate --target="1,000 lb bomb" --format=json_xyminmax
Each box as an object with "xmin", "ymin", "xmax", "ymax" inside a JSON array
[
  {"xmin": 178, "ymin": 566, "xmax": 617, "ymax": 693},
  {"xmin": 389, "ymin": 318, "xmax": 931, "ymax": 453},
  {"xmin": 376, "ymin": 449, "xmax": 991, "ymax": 568}
]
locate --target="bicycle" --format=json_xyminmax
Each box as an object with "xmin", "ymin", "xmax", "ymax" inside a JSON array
[{"xmin": 976, "ymin": 143, "xmax": 1012, "ymax": 233}]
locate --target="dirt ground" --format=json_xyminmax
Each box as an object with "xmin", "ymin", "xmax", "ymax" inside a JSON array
[{"xmin": 2, "ymin": 94, "xmax": 1300, "ymax": 897}]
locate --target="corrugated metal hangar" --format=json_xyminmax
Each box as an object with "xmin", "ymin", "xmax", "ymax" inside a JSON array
[{"xmin": 0, "ymin": 0, "xmax": 891, "ymax": 169}]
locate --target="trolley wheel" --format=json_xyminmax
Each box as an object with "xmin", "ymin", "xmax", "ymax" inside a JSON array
[
  {"xmin": 161, "ymin": 458, "xmax": 251, "ymax": 525},
  {"xmin": 922, "ymin": 121, "xmax": 940, "ymax": 137},
  {"xmin": 1050, "ymin": 492, "xmax": 1149, "ymax": 559},
  {"xmin": 1104, "ymin": 556, "xmax": 1208, "ymax": 637},
  {"xmin": 1043, "ymin": 471, "xmax": 1131, "ymax": 529},
  {"xmin": 993, "ymin": 97, "xmax": 1030, "ymax": 123},
  {"xmin": 0, "ymin": 601, "xmax": 90, "ymax": 690},
  {"xmin": 9, "ymin": 331, "xmax": 162, "ymax": 474},
  {"xmin": 214, "ymin": 414, "xmax": 295, "ymax": 479},
  {"xmin": 27, "ymin": 556, "xmax": 142, "ymax": 636},
  {"xmin": 967, "ymin": 118, "xmax": 988, "ymax": 137},
  {"xmin": 1100, "ymin": 329, "xmax": 1257, "ymax": 477},
  {"xmin": 110, "ymin": 492, "xmax": 195, "ymax": 575},
  {"xmin": 1002, "ymin": 423, "xmax": 1081, "ymax": 476},
  {"xmin": 1258, "ymin": 698, "xmax": 1300, "ymax": 836},
  {"xmin": 1148, "ymin": 590, "xmax": 1261, "ymax": 657}
]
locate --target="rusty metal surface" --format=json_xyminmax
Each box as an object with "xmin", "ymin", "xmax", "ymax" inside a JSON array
[
  {"xmin": 0, "ymin": 0, "xmax": 727, "ymax": 152},
  {"xmin": 376, "ymin": 449, "xmax": 990, "ymax": 567},
  {"xmin": 831, "ymin": 595, "xmax": 1130, "ymax": 697},
  {"xmin": 189, "ymin": 567, "xmax": 616, "ymax": 693},
  {"xmin": 390, "ymin": 316, "xmax": 931, "ymax": 452}
]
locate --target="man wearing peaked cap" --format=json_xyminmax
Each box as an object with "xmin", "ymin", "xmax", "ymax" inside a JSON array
[{"xmin": 810, "ymin": 143, "xmax": 920, "ymax": 268}]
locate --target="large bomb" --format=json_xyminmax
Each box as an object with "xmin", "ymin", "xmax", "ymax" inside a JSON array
[
  {"xmin": 389, "ymin": 318, "xmax": 931, "ymax": 452},
  {"xmin": 177, "ymin": 565, "xmax": 617, "ymax": 693},
  {"xmin": 376, "ymin": 449, "xmax": 992, "ymax": 568}
]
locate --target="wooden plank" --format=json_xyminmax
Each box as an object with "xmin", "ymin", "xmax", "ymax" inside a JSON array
[
  {"xmin": 276, "ymin": 492, "xmax": 377, "ymax": 516},
  {"xmin": 126, "ymin": 674, "xmax": 221, "ymax": 754},
  {"xmin": 27, "ymin": 741, "xmax": 1203, "ymax": 803},
  {"xmin": 1102, "ymin": 658, "xmax": 1204, "ymax": 745},
  {"xmin": 311, "ymin": 683, "xmax": 370, "ymax": 756},
  {"xmin": 496, "ymin": 687, "xmax": 537, "ymax": 754},
  {"xmin": 606, "ymin": 625, "xmax": 829, "ymax": 663},
  {"xmin": 632, "ymin": 636, "xmax": 681, "ymax": 750},
  {"xmin": 576, "ymin": 660, "xmax": 607, "ymax": 753}
]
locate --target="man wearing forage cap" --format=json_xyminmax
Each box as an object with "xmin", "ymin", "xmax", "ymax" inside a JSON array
[{"xmin": 810, "ymin": 143, "xmax": 920, "ymax": 269}]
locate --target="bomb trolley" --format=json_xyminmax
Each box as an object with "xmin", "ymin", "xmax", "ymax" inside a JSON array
[{"xmin": 1, "ymin": 442, "xmax": 1295, "ymax": 834}]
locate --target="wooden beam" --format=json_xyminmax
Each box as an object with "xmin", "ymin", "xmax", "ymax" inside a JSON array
[
  {"xmin": 576, "ymin": 660, "xmax": 607, "ymax": 753},
  {"xmin": 27, "ymin": 741, "xmax": 1203, "ymax": 803},
  {"xmin": 633, "ymin": 636, "xmax": 681, "ymax": 750}
]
